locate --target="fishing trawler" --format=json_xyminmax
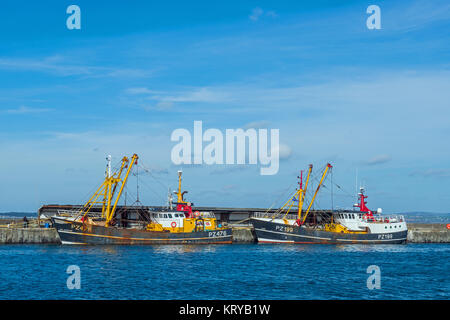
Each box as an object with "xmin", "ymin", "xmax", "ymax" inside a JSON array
[
  {"xmin": 250, "ymin": 164, "xmax": 408, "ymax": 244},
  {"xmin": 51, "ymin": 154, "xmax": 232, "ymax": 245}
]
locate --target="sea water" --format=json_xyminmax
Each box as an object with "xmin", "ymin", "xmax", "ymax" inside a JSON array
[{"xmin": 0, "ymin": 243, "xmax": 448, "ymax": 300}]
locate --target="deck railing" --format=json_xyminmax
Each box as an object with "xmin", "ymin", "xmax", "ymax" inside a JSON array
[
  {"xmin": 57, "ymin": 209, "xmax": 103, "ymax": 218},
  {"xmin": 361, "ymin": 215, "xmax": 405, "ymax": 223},
  {"xmin": 197, "ymin": 211, "xmax": 216, "ymax": 218},
  {"xmin": 252, "ymin": 212, "xmax": 298, "ymax": 220}
]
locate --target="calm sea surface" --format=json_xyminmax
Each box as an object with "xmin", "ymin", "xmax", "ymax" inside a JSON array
[{"xmin": 0, "ymin": 244, "xmax": 448, "ymax": 300}]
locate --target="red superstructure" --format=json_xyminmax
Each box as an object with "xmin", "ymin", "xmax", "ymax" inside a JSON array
[
  {"xmin": 176, "ymin": 202, "xmax": 193, "ymax": 217},
  {"xmin": 354, "ymin": 187, "xmax": 374, "ymax": 218}
]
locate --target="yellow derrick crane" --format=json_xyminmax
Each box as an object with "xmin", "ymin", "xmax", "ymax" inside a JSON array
[
  {"xmin": 301, "ymin": 163, "xmax": 332, "ymax": 225},
  {"xmin": 77, "ymin": 154, "xmax": 139, "ymax": 227},
  {"xmin": 278, "ymin": 164, "xmax": 312, "ymax": 221},
  {"xmin": 279, "ymin": 163, "xmax": 331, "ymax": 226}
]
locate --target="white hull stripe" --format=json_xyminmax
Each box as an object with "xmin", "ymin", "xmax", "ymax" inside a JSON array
[
  {"xmin": 254, "ymin": 228, "xmax": 331, "ymax": 240},
  {"xmin": 61, "ymin": 241, "xmax": 88, "ymax": 245},
  {"xmin": 57, "ymin": 229, "xmax": 231, "ymax": 241},
  {"xmin": 335, "ymin": 237, "xmax": 407, "ymax": 242},
  {"xmin": 257, "ymin": 238, "xmax": 294, "ymax": 243}
]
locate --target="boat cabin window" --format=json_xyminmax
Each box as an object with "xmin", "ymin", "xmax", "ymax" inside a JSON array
[
  {"xmin": 168, "ymin": 213, "xmax": 172, "ymax": 218},
  {"xmin": 163, "ymin": 214, "xmax": 168, "ymax": 218}
]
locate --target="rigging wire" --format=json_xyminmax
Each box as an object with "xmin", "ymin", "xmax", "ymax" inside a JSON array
[
  {"xmin": 137, "ymin": 175, "xmax": 168, "ymax": 204},
  {"xmin": 265, "ymin": 178, "xmax": 298, "ymax": 215},
  {"xmin": 137, "ymin": 162, "xmax": 171, "ymax": 192}
]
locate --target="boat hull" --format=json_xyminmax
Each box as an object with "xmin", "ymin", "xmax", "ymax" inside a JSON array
[
  {"xmin": 250, "ymin": 218, "xmax": 407, "ymax": 244},
  {"xmin": 51, "ymin": 217, "xmax": 233, "ymax": 245}
]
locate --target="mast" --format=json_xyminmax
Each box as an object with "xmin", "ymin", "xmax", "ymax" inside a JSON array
[
  {"xmin": 77, "ymin": 155, "xmax": 130, "ymax": 221},
  {"xmin": 177, "ymin": 170, "xmax": 184, "ymax": 203},
  {"xmin": 296, "ymin": 170, "xmax": 303, "ymax": 220},
  {"xmin": 354, "ymin": 187, "xmax": 372, "ymax": 214},
  {"xmin": 297, "ymin": 164, "xmax": 313, "ymax": 221},
  {"xmin": 106, "ymin": 154, "xmax": 139, "ymax": 226},
  {"xmin": 302, "ymin": 163, "xmax": 332, "ymax": 224},
  {"xmin": 101, "ymin": 155, "xmax": 112, "ymax": 218},
  {"xmin": 167, "ymin": 188, "xmax": 173, "ymax": 209},
  {"xmin": 106, "ymin": 155, "xmax": 112, "ymax": 178}
]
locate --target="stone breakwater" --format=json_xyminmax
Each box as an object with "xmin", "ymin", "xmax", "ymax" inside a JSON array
[
  {"xmin": 0, "ymin": 228, "xmax": 60, "ymax": 244},
  {"xmin": 0, "ymin": 223, "xmax": 448, "ymax": 244},
  {"xmin": 407, "ymin": 223, "xmax": 450, "ymax": 243}
]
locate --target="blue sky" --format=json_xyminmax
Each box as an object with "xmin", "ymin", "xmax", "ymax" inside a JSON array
[{"xmin": 0, "ymin": 0, "xmax": 449, "ymax": 213}]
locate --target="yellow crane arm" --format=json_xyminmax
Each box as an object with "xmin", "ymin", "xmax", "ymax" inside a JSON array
[
  {"xmin": 302, "ymin": 163, "xmax": 332, "ymax": 224},
  {"xmin": 106, "ymin": 154, "xmax": 139, "ymax": 226},
  {"xmin": 110, "ymin": 158, "xmax": 128, "ymax": 200}
]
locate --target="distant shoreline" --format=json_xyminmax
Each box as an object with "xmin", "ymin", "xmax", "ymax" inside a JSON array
[{"xmin": 0, "ymin": 212, "xmax": 37, "ymax": 219}]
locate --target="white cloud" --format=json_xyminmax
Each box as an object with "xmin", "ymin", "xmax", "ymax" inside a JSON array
[
  {"xmin": 125, "ymin": 87, "xmax": 159, "ymax": 95},
  {"xmin": 243, "ymin": 121, "xmax": 270, "ymax": 129},
  {"xmin": 161, "ymin": 87, "xmax": 230, "ymax": 103},
  {"xmin": 4, "ymin": 106, "xmax": 52, "ymax": 114},
  {"xmin": 249, "ymin": 7, "xmax": 264, "ymax": 21},
  {"xmin": 276, "ymin": 144, "xmax": 292, "ymax": 160},
  {"xmin": 0, "ymin": 56, "xmax": 152, "ymax": 78},
  {"xmin": 410, "ymin": 169, "xmax": 450, "ymax": 178},
  {"xmin": 364, "ymin": 155, "xmax": 392, "ymax": 166},
  {"xmin": 249, "ymin": 7, "xmax": 278, "ymax": 21}
]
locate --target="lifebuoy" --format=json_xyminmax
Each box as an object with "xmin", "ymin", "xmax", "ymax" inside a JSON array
[
  {"xmin": 194, "ymin": 211, "xmax": 200, "ymax": 217},
  {"xmin": 171, "ymin": 221, "xmax": 177, "ymax": 228}
]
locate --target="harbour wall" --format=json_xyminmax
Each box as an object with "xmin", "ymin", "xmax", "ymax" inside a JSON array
[
  {"xmin": 407, "ymin": 224, "xmax": 450, "ymax": 243},
  {"xmin": 0, "ymin": 223, "xmax": 448, "ymax": 244},
  {"xmin": 0, "ymin": 228, "xmax": 60, "ymax": 244}
]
